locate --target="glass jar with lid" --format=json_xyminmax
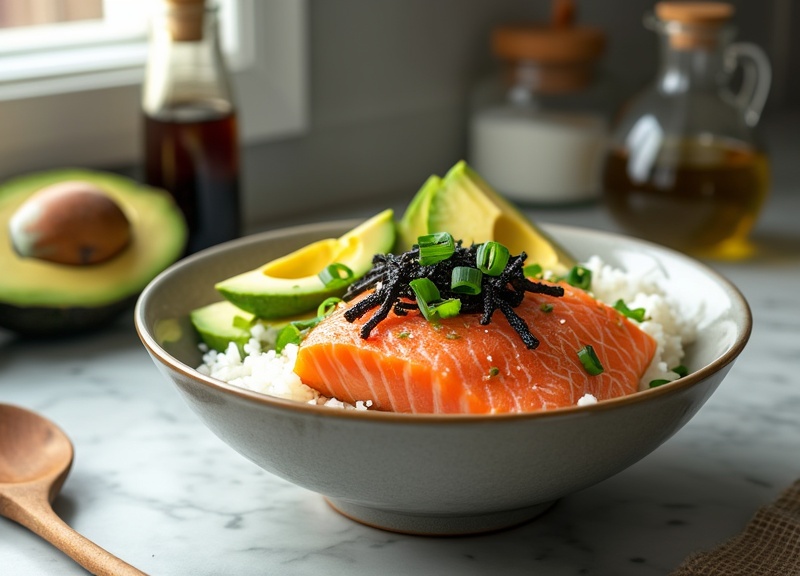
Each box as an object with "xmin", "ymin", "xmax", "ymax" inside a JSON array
[
  {"xmin": 469, "ymin": 0, "xmax": 612, "ymax": 205},
  {"xmin": 601, "ymin": 2, "xmax": 771, "ymax": 260}
]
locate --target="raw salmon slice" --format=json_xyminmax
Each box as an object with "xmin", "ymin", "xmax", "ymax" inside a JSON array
[{"xmin": 293, "ymin": 284, "xmax": 657, "ymax": 414}]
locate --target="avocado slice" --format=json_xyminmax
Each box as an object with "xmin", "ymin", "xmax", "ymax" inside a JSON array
[
  {"xmin": 215, "ymin": 209, "xmax": 396, "ymax": 319},
  {"xmin": 191, "ymin": 300, "xmax": 256, "ymax": 352},
  {"xmin": 399, "ymin": 161, "xmax": 576, "ymax": 275},
  {"xmin": 396, "ymin": 174, "xmax": 440, "ymax": 252},
  {"xmin": 190, "ymin": 300, "xmax": 315, "ymax": 353},
  {"xmin": 0, "ymin": 169, "xmax": 187, "ymax": 336}
]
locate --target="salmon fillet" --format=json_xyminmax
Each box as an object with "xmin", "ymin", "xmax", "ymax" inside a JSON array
[{"xmin": 293, "ymin": 283, "xmax": 657, "ymax": 414}]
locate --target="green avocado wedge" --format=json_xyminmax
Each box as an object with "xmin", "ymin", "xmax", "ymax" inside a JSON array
[
  {"xmin": 190, "ymin": 300, "xmax": 315, "ymax": 353},
  {"xmin": 215, "ymin": 209, "xmax": 396, "ymax": 319},
  {"xmin": 398, "ymin": 161, "xmax": 576, "ymax": 275}
]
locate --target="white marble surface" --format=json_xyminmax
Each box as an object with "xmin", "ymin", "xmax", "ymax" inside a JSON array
[{"xmin": 2, "ymin": 190, "xmax": 799, "ymax": 576}]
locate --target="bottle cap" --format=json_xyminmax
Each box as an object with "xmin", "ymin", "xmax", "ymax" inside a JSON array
[
  {"xmin": 165, "ymin": 0, "xmax": 206, "ymax": 42},
  {"xmin": 655, "ymin": 2, "xmax": 734, "ymax": 49}
]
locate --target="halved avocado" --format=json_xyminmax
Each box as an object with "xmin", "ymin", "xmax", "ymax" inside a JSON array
[
  {"xmin": 215, "ymin": 209, "xmax": 396, "ymax": 319},
  {"xmin": 0, "ymin": 169, "xmax": 187, "ymax": 336}
]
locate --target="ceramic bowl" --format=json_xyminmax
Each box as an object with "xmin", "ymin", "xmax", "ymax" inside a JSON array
[{"xmin": 135, "ymin": 221, "xmax": 751, "ymax": 535}]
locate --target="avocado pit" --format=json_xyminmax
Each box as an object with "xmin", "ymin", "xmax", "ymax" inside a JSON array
[{"xmin": 9, "ymin": 181, "xmax": 132, "ymax": 265}]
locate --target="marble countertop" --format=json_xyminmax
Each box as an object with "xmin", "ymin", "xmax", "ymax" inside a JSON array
[{"xmin": 2, "ymin": 189, "xmax": 799, "ymax": 576}]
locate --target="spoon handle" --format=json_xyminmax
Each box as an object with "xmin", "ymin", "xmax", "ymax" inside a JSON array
[{"xmin": 5, "ymin": 492, "xmax": 147, "ymax": 576}]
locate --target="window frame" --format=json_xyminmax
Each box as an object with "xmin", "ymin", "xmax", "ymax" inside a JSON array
[{"xmin": 0, "ymin": 0, "xmax": 308, "ymax": 177}]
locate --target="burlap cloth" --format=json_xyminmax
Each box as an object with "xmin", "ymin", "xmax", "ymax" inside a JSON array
[{"xmin": 671, "ymin": 478, "xmax": 800, "ymax": 575}]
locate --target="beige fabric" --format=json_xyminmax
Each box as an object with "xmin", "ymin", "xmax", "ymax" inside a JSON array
[{"xmin": 672, "ymin": 479, "xmax": 800, "ymax": 576}]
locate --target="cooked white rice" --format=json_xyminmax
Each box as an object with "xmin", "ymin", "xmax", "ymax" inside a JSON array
[{"xmin": 198, "ymin": 257, "xmax": 694, "ymax": 408}]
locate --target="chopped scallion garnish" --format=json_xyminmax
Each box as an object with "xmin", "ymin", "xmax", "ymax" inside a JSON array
[
  {"xmin": 451, "ymin": 266, "xmax": 483, "ymax": 295},
  {"xmin": 577, "ymin": 344, "xmax": 604, "ymax": 375},
  {"xmin": 649, "ymin": 379, "xmax": 671, "ymax": 388},
  {"xmin": 318, "ymin": 263, "xmax": 354, "ymax": 289},
  {"xmin": 523, "ymin": 263, "xmax": 543, "ymax": 278},
  {"xmin": 276, "ymin": 323, "xmax": 302, "ymax": 353},
  {"xmin": 409, "ymin": 277, "xmax": 440, "ymax": 303},
  {"xmin": 613, "ymin": 299, "xmax": 647, "ymax": 322},
  {"xmin": 539, "ymin": 303, "xmax": 554, "ymax": 313},
  {"xmin": 409, "ymin": 277, "xmax": 461, "ymax": 321},
  {"xmin": 476, "ymin": 241, "xmax": 510, "ymax": 276},
  {"xmin": 566, "ymin": 266, "xmax": 592, "ymax": 290},
  {"xmin": 317, "ymin": 297, "xmax": 343, "ymax": 318},
  {"xmin": 672, "ymin": 365, "xmax": 689, "ymax": 378},
  {"xmin": 430, "ymin": 298, "xmax": 462, "ymax": 319},
  {"xmin": 409, "ymin": 278, "xmax": 440, "ymax": 321},
  {"xmin": 417, "ymin": 232, "xmax": 455, "ymax": 266}
]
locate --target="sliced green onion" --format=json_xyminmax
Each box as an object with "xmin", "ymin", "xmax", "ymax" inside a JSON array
[
  {"xmin": 317, "ymin": 297, "xmax": 343, "ymax": 318},
  {"xmin": 409, "ymin": 277, "xmax": 440, "ymax": 303},
  {"xmin": 476, "ymin": 241, "xmax": 510, "ymax": 276},
  {"xmin": 318, "ymin": 263, "xmax": 354, "ymax": 289},
  {"xmin": 577, "ymin": 345, "xmax": 604, "ymax": 375},
  {"xmin": 292, "ymin": 318, "xmax": 321, "ymax": 331},
  {"xmin": 417, "ymin": 232, "xmax": 455, "ymax": 266},
  {"xmin": 523, "ymin": 263, "xmax": 543, "ymax": 278},
  {"xmin": 488, "ymin": 366, "xmax": 500, "ymax": 378},
  {"xmin": 429, "ymin": 298, "xmax": 461, "ymax": 319},
  {"xmin": 672, "ymin": 365, "xmax": 689, "ymax": 378},
  {"xmin": 409, "ymin": 278, "xmax": 440, "ymax": 321},
  {"xmin": 566, "ymin": 266, "xmax": 592, "ymax": 290},
  {"xmin": 649, "ymin": 379, "xmax": 671, "ymax": 388},
  {"xmin": 451, "ymin": 266, "xmax": 483, "ymax": 295},
  {"xmin": 613, "ymin": 299, "xmax": 647, "ymax": 322},
  {"xmin": 409, "ymin": 278, "xmax": 461, "ymax": 321},
  {"xmin": 539, "ymin": 303, "xmax": 554, "ymax": 313},
  {"xmin": 275, "ymin": 323, "xmax": 302, "ymax": 353}
]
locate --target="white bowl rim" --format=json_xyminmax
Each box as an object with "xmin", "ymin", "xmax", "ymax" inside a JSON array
[{"xmin": 135, "ymin": 220, "xmax": 752, "ymax": 424}]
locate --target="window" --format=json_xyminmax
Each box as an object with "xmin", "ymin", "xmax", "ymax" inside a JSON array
[{"xmin": 0, "ymin": 0, "xmax": 308, "ymax": 176}]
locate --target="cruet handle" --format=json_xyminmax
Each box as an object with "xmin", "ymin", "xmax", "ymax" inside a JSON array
[{"xmin": 724, "ymin": 42, "xmax": 771, "ymax": 127}]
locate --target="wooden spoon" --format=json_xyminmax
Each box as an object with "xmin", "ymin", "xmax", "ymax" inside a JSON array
[{"xmin": 0, "ymin": 404, "xmax": 147, "ymax": 575}]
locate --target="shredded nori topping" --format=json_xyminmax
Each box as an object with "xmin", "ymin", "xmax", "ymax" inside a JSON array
[{"xmin": 342, "ymin": 242, "xmax": 564, "ymax": 349}]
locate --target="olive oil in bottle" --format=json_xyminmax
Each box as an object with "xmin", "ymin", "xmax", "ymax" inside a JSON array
[
  {"xmin": 603, "ymin": 138, "xmax": 769, "ymax": 259},
  {"xmin": 601, "ymin": 2, "xmax": 771, "ymax": 260},
  {"xmin": 142, "ymin": 0, "xmax": 240, "ymax": 255}
]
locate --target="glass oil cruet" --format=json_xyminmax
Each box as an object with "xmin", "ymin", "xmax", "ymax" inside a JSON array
[
  {"xmin": 601, "ymin": 2, "xmax": 771, "ymax": 259},
  {"xmin": 142, "ymin": 0, "xmax": 241, "ymax": 255}
]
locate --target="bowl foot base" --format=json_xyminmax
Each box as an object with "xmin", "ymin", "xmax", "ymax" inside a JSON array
[{"xmin": 325, "ymin": 498, "xmax": 557, "ymax": 536}]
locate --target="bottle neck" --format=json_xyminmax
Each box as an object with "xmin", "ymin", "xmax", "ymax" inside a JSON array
[
  {"xmin": 650, "ymin": 17, "xmax": 734, "ymax": 95},
  {"xmin": 656, "ymin": 42, "xmax": 726, "ymax": 94},
  {"xmin": 142, "ymin": 3, "xmax": 234, "ymax": 117}
]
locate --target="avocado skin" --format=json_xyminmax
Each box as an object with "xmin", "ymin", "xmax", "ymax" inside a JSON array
[{"xmin": 0, "ymin": 296, "xmax": 135, "ymax": 337}]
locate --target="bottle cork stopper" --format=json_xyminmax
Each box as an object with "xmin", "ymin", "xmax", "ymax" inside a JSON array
[
  {"xmin": 165, "ymin": 0, "xmax": 206, "ymax": 42},
  {"xmin": 655, "ymin": 2, "xmax": 734, "ymax": 49}
]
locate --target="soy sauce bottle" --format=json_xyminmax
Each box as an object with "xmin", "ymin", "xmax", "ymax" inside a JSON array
[{"xmin": 142, "ymin": 0, "xmax": 240, "ymax": 255}]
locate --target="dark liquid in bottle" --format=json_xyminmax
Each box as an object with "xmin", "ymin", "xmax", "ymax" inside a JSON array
[
  {"xmin": 144, "ymin": 102, "xmax": 240, "ymax": 255},
  {"xmin": 603, "ymin": 138, "xmax": 769, "ymax": 259}
]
